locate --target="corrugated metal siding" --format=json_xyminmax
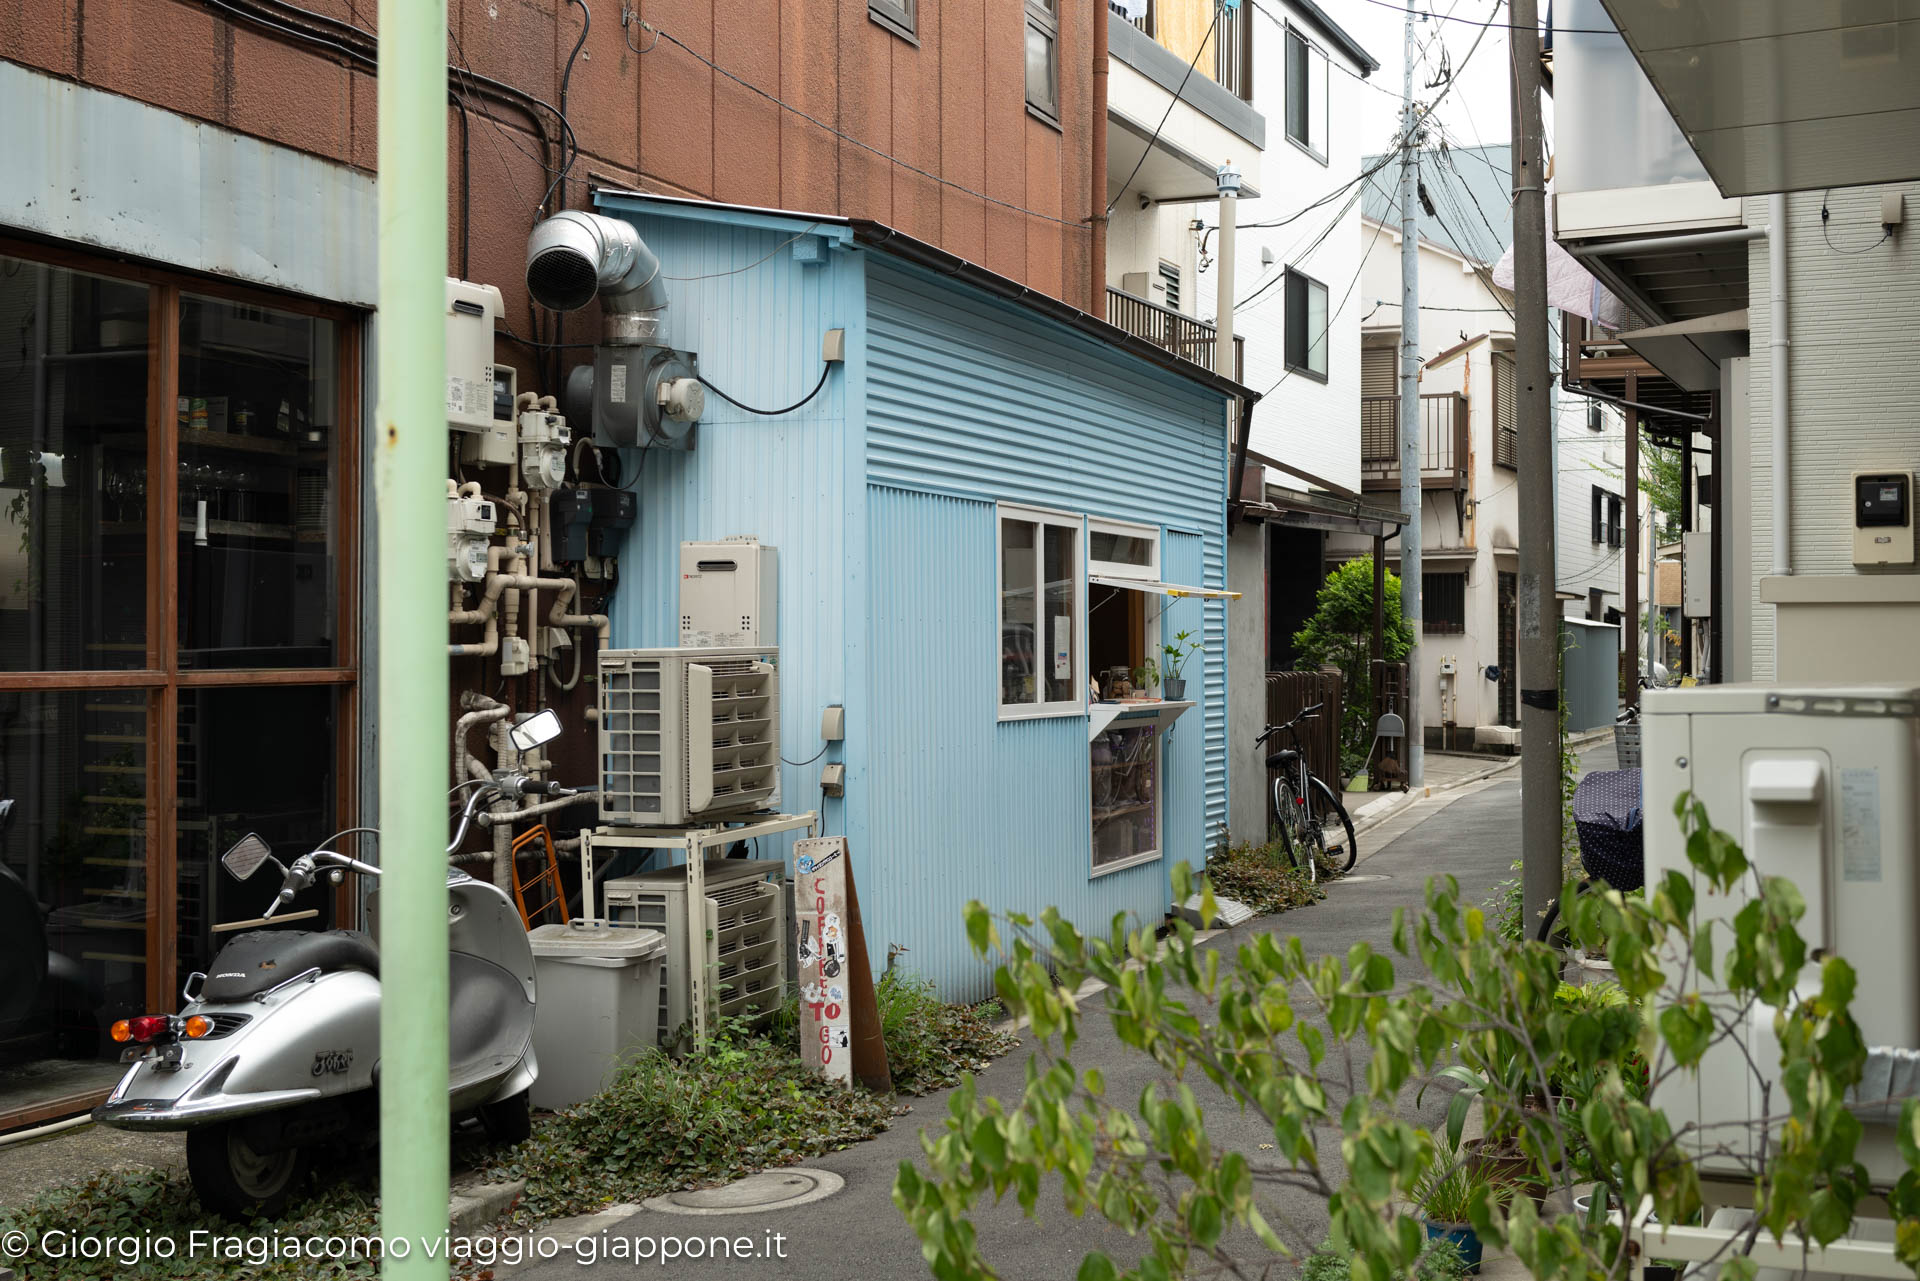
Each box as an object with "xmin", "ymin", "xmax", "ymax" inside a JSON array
[{"xmin": 597, "ymin": 209, "xmax": 864, "ymax": 869}]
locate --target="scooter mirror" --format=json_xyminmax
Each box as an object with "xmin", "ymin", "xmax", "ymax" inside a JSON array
[
  {"xmin": 509, "ymin": 708, "xmax": 563, "ymax": 752},
  {"xmin": 221, "ymin": 833, "xmax": 274, "ymax": 881}
]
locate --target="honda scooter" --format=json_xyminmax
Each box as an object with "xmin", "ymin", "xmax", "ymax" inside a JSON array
[{"xmin": 93, "ymin": 713, "xmax": 572, "ymax": 1218}]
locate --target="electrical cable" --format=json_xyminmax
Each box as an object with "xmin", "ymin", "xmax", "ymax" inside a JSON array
[
  {"xmin": 665, "ymin": 225, "xmax": 821, "ymax": 280},
  {"xmin": 1341, "ymin": 0, "xmax": 1612, "ymax": 32},
  {"xmin": 1107, "ymin": 3, "xmax": 1223, "ymax": 217},
  {"xmin": 1258, "ymin": 205, "xmax": 1394, "ymax": 397},
  {"xmin": 539, "ymin": 0, "xmax": 591, "ymax": 217},
  {"xmin": 628, "ymin": 22, "xmax": 1087, "ymax": 229},
  {"xmin": 1820, "ymin": 190, "xmax": 1893, "ymax": 256},
  {"xmin": 782, "ymin": 744, "xmax": 830, "ymax": 767},
  {"xmin": 697, "ymin": 364, "xmax": 832, "ymax": 417}
]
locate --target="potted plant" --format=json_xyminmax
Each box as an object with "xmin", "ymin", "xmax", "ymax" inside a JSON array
[
  {"xmin": 1161, "ymin": 630, "xmax": 1201, "ymax": 700},
  {"xmin": 1129, "ymin": 657, "xmax": 1160, "ymax": 698},
  {"xmin": 1414, "ymin": 1157, "xmax": 1500, "ymax": 1275}
]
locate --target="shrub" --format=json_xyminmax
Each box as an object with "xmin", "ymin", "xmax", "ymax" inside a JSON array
[
  {"xmin": 1291, "ymin": 558, "xmax": 1415, "ymax": 777},
  {"xmin": 1204, "ymin": 841, "xmax": 1326, "ymax": 915}
]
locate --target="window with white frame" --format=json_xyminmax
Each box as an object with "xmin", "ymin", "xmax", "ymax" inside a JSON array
[
  {"xmin": 999, "ymin": 506, "xmax": 1081, "ymax": 716},
  {"xmin": 1088, "ymin": 518, "xmax": 1159, "ymax": 581}
]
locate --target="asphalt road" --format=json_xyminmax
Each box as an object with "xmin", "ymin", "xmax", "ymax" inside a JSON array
[{"xmin": 508, "ymin": 769, "xmax": 1533, "ymax": 1280}]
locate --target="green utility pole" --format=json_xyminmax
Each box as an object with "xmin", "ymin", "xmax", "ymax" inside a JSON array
[{"xmin": 376, "ymin": 0, "xmax": 449, "ymax": 1274}]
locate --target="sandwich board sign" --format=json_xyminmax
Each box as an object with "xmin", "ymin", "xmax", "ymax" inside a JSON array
[{"xmin": 793, "ymin": 836, "xmax": 890, "ymax": 1091}]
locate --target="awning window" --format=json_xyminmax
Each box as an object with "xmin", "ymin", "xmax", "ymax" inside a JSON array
[{"xmin": 1088, "ymin": 574, "xmax": 1241, "ymax": 601}]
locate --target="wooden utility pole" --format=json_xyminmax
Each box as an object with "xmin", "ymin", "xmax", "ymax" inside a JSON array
[{"xmin": 1510, "ymin": 0, "xmax": 1561, "ymax": 928}]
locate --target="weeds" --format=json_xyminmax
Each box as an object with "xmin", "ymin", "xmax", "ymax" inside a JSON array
[
  {"xmin": 1203, "ymin": 840, "xmax": 1326, "ymax": 915},
  {"xmin": 768, "ymin": 969, "xmax": 1018, "ymax": 1096}
]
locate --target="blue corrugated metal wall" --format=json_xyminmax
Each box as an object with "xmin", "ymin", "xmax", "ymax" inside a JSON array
[
  {"xmin": 594, "ymin": 201, "xmax": 866, "ymax": 870},
  {"xmin": 861, "ymin": 259, "xmax": 1232, "ymax": 998}
]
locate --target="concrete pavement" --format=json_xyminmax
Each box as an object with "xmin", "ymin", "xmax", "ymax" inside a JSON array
[{"xmin": 506, "ymin": 767, "xmax": 1543, "ymax": 1279}]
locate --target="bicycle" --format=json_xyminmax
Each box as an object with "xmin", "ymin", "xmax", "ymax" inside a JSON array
[{"xmin": 1254, "ymin": 703, "xmax": 1358, "ymax": 882}]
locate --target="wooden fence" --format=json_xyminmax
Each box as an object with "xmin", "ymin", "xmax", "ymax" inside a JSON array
[
  {"xmin": 1264, "ymin": 671, "xmax": 1345, "ymax": 796},
  {"xmin": 1369, "ymin": 660, "xmax": 1411, "ymax": 791}
]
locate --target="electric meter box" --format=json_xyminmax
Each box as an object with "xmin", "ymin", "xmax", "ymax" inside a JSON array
[
  {"xmin": 1852, "ymin": 470, "xmax": 1915, "ymax": 565},
  {"xmin": 679, "ymin": 538, "xmax": 777, "ymax": 647},
  {"xmin": 1644, "ymin": 685, "xmax": 1920, "ymax": 1188},
  {"xmin": 446, "ymin": 277, "xmax": 504, "ymax": 434}
]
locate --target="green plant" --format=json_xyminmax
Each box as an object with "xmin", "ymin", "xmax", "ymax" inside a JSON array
[
  {"xmin": 1161, "ymin": 629, "xmax": 1201, "ymax": 683},
  {"xmin": 1416, "ymin": 1158, "xmax": 1501, "ymax": 1225},
  {"xmin": 1487, "ymin": 862, "xmax": 1525, "ymax": 942},
  {"xmin": 1130, "ymin": 657, "xmax": 1160, "ymax": 692},
  {"xmin": 1203, "ymin": 841, "xmax": 1325, "ymax": 915},
  {"xmin": 894, "ymin": 793, "xmax": 1913, "ymax": 1281},
  {"xmin": 1291, "ymin": 557, "xmax": 1415, "ymax": 775},
  {"xmin": 1305, "ymin": 1233, "xmax": 1471, "ymax": 1281}
]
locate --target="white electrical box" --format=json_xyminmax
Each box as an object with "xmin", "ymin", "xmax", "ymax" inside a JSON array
[
  {"xmin": 679, "ymin": 538, "xmax": 778, "ymax": 647},
  {"xmin": 447, "ymin": 492, "xmax": 496, "ymax": 583},
  {"xmin": 1645, "ymin": 685, "xmax": 1920, "ymax": 1187},
  {"xmin": 1852, "ymin": 470, "xmax": 1915, "ymax": 565},
  {"xmin": 446, "ymin": 278, "xmax": 504, "ymax": 434},
  {"xmin": 599, "ymin": 646, "xmax": 780, "ymax": 826},
  {"xmin": 518, "ymin": 407, "xmax": 571, "ymax": 489}
]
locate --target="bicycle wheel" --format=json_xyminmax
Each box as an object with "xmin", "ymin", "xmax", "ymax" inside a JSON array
[
  {"xmin": 1270, "ymin": 777, "xmax": 1304, "ymax": 875},
  {"xmin": 1308, "ymin": 776, "xmax": 1358, "ymax": 873},
  {"xmin": 1274, "ymin": 775, "xmax": 1320, "ymax": 887}
]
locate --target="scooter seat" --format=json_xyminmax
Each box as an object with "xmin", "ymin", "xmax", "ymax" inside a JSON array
[{"xmin": 203, "ymin": 930, "xmax": 379, "ymax": 1002}]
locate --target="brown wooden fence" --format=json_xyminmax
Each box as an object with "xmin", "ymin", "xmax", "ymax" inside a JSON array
[
  {"xmin": 1369, "ymin": 660, "xmax": 1410, "ymax": 791},
  {"xmin": 1264, "ymin": 671, "xmax": 1344, "ymax": 796}
]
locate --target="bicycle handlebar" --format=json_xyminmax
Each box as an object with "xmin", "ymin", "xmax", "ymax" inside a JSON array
[{"xmin": 1253, "ymin": 702, "xmax": 1324, "ymax": 745}]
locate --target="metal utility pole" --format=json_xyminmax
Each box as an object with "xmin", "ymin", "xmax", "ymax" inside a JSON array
[
  {"xmin": 1398, "ymin": 1, "xmax": 1424, "ymax": 788},
  {"xmin": 377, "ymin": 0, "xmax": 450, "ymax": 1274},
  {"xmin": 1511, "ymin": 0, "xmax": 1561, "ymax": 928},
  {"xmin": 1624, "ymin": 374, "xmax": 1640, "ymax": 711},
  {"xmin": 1216, "ymin": 160, "xmax": 1240, "ymax": 379}
]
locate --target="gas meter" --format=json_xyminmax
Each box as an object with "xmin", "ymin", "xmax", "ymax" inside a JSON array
[
  {"xmin": 447, "ymin": 491, "xmax": 496, "ymax": 583},
  {"xmin": 518, "ymin": 407, "xmax": 571, "ymax": 490}
]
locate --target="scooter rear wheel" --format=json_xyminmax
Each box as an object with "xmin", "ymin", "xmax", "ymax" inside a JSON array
[{"xmin": 187, "ymin": 1121, "xmax": 309, "ymax": 1220}]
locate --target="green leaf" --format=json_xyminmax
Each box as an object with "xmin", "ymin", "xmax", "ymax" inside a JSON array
[
  {"xmin": 1659, "ymin": 997, "xmax": 1714, "ymax": 1067},
  {"xmin": 1076, "ymin": 1253, "xmax": 1120, "ymax": 1281}
]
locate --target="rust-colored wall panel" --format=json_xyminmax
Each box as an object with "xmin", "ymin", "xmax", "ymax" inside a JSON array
[
  {"xmin": 636, "ymin": 0, "xmax": 716, "ymax": 198},
  {"xmin": 936, "ymin": 0, "xmax": 986, "ymax": 265},
  {"xmin": 1023, "ymin": 122, "xmax": 1064, "ymax": 300},
  {"xmin": 349, "ymin": 70, "xmax": 376, "ymax": 172},
  {"xmin": 1, "ymin": 0, "xmax": 79, "ymax": 77},
  {"xmin": 229, "ymin": 26, "xmax": 351, "ymax": 164},
  {"xmin": 80, "ymin": 0, "xmax": 224, "ymax": 126},
  {"xmin": 455, "ymin": 0, "xmax": 560, "ymax": 112},
  {"xmin": 556, "ymin": 15, "xmax": 637, "ymax": 196},
  {"xmin": 980, "ymin": 11, "xmax": 1027, "ymax": 284},
  {"xmin": 887, "ymin": 9, "xmax": 940, "ymax": 246},
  {"xmin": 711, "ymin": 1, "xmax": 783, "ymax": 209},
  {"xmin": 835, "ymin": 0, "xmax": 892, "ymax": 225},
  {"xmin": 1055, "ymin": 2, "xmax": 1093, "ymax": 307},
  {"xmin": 777, "ymin": 0, "xmax": 839, "ymax": 214}
]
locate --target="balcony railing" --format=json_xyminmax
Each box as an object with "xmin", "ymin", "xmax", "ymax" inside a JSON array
[
  {"xmin": 1106, "ymin": 286, "xmax": 1244, "ymax": 381},
  {"xmin": 1107, "ymin": 1, "xmax": 1254, "ymax": 101},
  {"xmin": 1359, "ymin": 393, "xmax": 1469, "ymax": 491}
]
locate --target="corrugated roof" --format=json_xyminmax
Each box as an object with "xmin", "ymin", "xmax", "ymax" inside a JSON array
[{"xmin": 1360, "ymin": 144, "xmax": 1514, "ymax": 267}]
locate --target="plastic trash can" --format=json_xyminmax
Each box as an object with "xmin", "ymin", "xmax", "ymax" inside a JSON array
[{"xmin": 527, "ymin": 922, "xmax": 668, "ymax": 1110}]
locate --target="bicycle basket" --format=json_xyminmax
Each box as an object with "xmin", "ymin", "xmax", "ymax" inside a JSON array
[
  {"xmin": 1613, "ymin": 722, "xmax": 1642, "ymax": 770},
  {"xmin": 1572, "ymin": 767, "xmax": 1644, "ymax": 892}
]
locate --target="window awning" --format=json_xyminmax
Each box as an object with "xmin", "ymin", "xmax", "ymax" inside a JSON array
[{"xmin": 1089, "ymin": 574, "xmax": 1242, "ymax": 601}]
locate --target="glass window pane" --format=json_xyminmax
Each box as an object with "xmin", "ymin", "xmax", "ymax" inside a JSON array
[
  {"xmin": 1284, "ymin": 272, "xmax": 1307, "ymax": 369},
  {"xmin": 177, "ymin": 296, "xmax": 339, "ymax": 669},
  {"xmin": 1001, "ymin": 519, "xmax": 1038, "ymax": 706},
  {"xmin": 1091, "ymin": 529, "xmax": 1154, "ymax": 569},
  {"xmin": 1092, "ymin": 724, "xmax": 1158, "ymax": 869},
  {"xmin": 1043, "ymin": 523, "xmax": 1076, "ymax": 703},
  {"xmin": 0, "ymin": 258, "xmax": 151, "ymax": 671},
  {"xmin": 1308, "ymin": 279, "xmax": 1329, "ymax": 375},
  {"xmin": 1309, "ymin": 44, "xmax": 1329, "ymax": 156},
  {"xmin": 0, "ymin": 690, "xmax": 151, "ymax": 1116},
  {"xmin": 176, "ymin": 686, "xmax": 339, "ymax": 979},
  {"xmin": 1025, "ymin": 24, "xmax": 1057, "ymax": 114},
  {"xmin": 1286, "ymin": 32, "xmax": 1309, "ymax": 144}
]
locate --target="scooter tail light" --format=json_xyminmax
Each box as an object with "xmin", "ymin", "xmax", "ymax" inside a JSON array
[
  {"xmin": 182, "ymin": 1015, "xmax": 213, "ymax": 1039},
  {"xmin": 128, "ymin": 1014, "xmax": 171, "ymax": 1043},
  {"xmin": 110, "ymin": 1019, "xmax": 132, "ymax": 1043}
]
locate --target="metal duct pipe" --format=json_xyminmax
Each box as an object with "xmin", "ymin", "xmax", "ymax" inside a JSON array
[
  {"xmin": 1767, "ymin": 192, "xmax": 1792, "ymax": 578},
  {"xmin": 526, "ymin": 210, "xmax": 668, "ymax": 344}
]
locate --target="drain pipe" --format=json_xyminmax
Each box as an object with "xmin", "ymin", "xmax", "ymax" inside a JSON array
[{"xmin": 1767, "ymin": 192, "xmax": 1792, "ymax": 577}]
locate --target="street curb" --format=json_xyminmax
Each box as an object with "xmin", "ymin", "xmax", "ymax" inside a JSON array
[{"xmin": 450, "ymin": 1177, "xmax": 524, "ymax": 1231}]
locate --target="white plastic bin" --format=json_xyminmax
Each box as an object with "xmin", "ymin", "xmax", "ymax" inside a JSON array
[{"xmin": 527, "ymin": 923, "xmax": 667, "ymax": 1110}]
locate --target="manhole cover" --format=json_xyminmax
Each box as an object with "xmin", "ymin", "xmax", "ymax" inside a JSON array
[
  {"xmin": 1331, "ymin": 873, "xmax": 1392, "ymax": 884},
  {"xmin": 641, "ymin": 1168, "xmax": 844, "ymax": 1216}
]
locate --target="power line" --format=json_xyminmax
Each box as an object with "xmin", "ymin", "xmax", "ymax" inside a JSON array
[
  {"xmin": 1256, "ymin": 206, "xmax": 1395, "ymax": 397},
  {"xmin": 1343, "ymin": 0, "xmax": 1613, "ymax": 32},
  {"xmin": 627, "ymin": 21, "xmax": 1086, "ymax": 229}
]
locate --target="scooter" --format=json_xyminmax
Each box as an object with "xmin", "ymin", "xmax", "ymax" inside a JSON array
[{"xmin": 93, "ymin": 714, "xmax": 573, "ymax": 1219}]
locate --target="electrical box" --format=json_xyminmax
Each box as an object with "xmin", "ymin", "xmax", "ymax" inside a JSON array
[
  {"xmin": 518, "ymin": 406, "xmax": 571, "ymax": 490},
  {"xmin": 585, "ymin": 344, "xmax": 703, "ymax": 451},
  {"xmin": 679, "ymin": 537, "xmax": 777, "ymax": 647},
  {"xmin": 1437, "ymin": 656, "xmax": 1458, "ymax": 675},
  {"xmin": 445, "ymin": 278, "xmax": 504, "ymax": 434},
  {"xmin": 1683, "ymin": 530, "xmax": 1713, "ymax": 616},
  {"xmin": 598, "ymin": 646, "xmax": 780, "ymax": 826},
  {"xmin": 447, "ymin": 492, "xmax": 496, "ymax": 583},
  {"xmin": 1645, "ymin": 686, "xmax": 1920, "ymax": 1187},
  {"xmin": 1853, "ymin": 471, "xmax": 1914, "ymax": 565}
]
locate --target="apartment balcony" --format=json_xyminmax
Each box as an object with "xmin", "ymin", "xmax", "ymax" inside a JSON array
[
  {"xmin": 1106, "ymin": 286, "xmax": 1244, "ymax": 380},
  {"xmin": 1108, "ymin": 0, "xmax": 1253, "ymax": 101},
  {"xmin": 1359, "ymin": 393, "xmax": 1468, "ymax": 492}
]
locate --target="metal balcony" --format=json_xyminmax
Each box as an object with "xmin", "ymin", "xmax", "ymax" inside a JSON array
[
  {"xmin": 1359, "ymin": 393, "xmax": 1469, "ymax": 491},
  {"xmin": 1105, "ymin": 286, "xmax": 1244, "ymax": 380}
]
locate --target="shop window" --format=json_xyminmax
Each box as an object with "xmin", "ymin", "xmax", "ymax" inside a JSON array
[
  {"xmin": 0, "ymin": 244, "xmax": 358, "ymax": 1128},
  {"xmin": 999, "ymin": 506, "xmax": 1079, "ymax": 716},
  {"xmin": 1423, "ymin": 571, "xmax": 1466, "ymax": 634}
]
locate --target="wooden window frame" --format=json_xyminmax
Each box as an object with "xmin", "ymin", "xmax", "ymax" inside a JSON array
[
  {"xmin": 869, "ymin": 0, "xmax": 917, "ymax": 44},
  {"xmin": 0, "ymin": 236, "xmax": 361, "ymax": 1129}
]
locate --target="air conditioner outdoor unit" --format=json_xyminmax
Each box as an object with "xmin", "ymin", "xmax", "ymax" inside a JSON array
[
  {"xmin": 603, "ymin": 859, "xmax": 787, "ymax": 1037},
  {"xmin": 598, "ymin": 646, "xmax": 780, "ymax": 826}
]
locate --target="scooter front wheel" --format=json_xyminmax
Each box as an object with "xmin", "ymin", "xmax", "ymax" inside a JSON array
[{"xmin": 187, "ymin": 1122, "xmax": 310, "ymax": 1220}]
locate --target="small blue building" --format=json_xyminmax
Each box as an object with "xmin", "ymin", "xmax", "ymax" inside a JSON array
[{"xmin": 597, "ymin": 193, "xmax": 1252, "ymax": 999}]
